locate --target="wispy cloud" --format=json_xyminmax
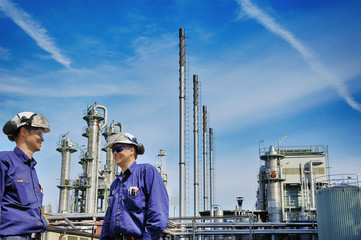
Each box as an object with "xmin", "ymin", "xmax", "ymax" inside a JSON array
[
  {"xmin": 236, "ymin": 0, "xmax": 361, "ymax": 112},
  {"xmin": 0, "ymin": 0, "xmax": 71, "ymax": 68},
  {"xmin": 0, "ymin": 46, "xmax": 10, "ymax": 60}
]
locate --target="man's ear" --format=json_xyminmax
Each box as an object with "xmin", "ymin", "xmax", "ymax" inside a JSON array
[{"xmin": 19, "ymin": 127, "xmax": 28, "ymax": 138}]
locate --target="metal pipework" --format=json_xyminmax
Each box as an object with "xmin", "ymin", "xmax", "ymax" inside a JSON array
[
  {"xmin": 209, "ymin": 128, "xmax": 214, "ymax": 208},
  {"xmin": 95, "ymin": 104, "xmax": 107, "ymax": 213},
  {"xmin": 308, "ymin": 160, "xmax": 323, "ymax": 209},
  {"xmin": 179, "ymin": 28, "xmax": 186, "ymax": 218},
  {"xmin": 83, "ymin": 104, "xmax": 107, "ymax": 213},
  {"xmin": 103, "ymin": 122, "xmax": 122, "ymax": 185},
  {"xmin": 257, "ymin": 166, "xmax": 266, "ymax": 210},
  {"xmin": 210, "ymin": 205, "xmax": 224, "ymax": 240},
  {"xmin": 203, "ymin": 105, "xmax": 208, "ymax": 211},
  {"xmin": 193, "ymin": 74, "xmax": 199, "ymax": 217},
  {"xmin": 57, "ymin": 136, "xmax": 77, "ymax": 213}
]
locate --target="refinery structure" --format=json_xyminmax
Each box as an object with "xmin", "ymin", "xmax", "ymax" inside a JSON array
[
  {"xmin": 56, "ymin": 106, "xmax": 168, "ymax": 214},
  {"xmin": 47, "ymin": 28, "xmax": 361, "ymax": 240}
]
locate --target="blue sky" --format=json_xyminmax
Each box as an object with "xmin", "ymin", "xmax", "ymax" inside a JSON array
[{"xmin": 0, "ymin": 0, "xmax": 360, "ymax": 216}]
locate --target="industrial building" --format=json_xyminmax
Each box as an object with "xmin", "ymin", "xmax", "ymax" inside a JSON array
[
  {"xmin": 256, "ymin": 145, "xmax": 328, "ymax": 222},
  {"xmin": 47, "ymin": 28, "xmax": 360, "ymax": 240}
]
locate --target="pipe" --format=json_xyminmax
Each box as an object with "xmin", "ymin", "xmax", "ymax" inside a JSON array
[
  {"xmin": 179, "ymin": 28, "xmax": 186, "ymax": 218},
  {"xmin": 203, "ymin": 105, "xmax": 208, "ymax": 211},
  {"xmin": 193, "ymin": 74, "xmax": 199, "ymax": 217},
  {"xmin": 106, "ymin": 122, "xmax": 122, "ymax": 184},
  {"xmin": 209, "ymin": 128, "xmax": 214, "ymax": 207},
  {"xmin": 300, "ymin": 163, "xmax": 304, "ymax": 209},
  {"xmin": 94, "ymin": 105, "xmax": 107, "ymax": 213}
]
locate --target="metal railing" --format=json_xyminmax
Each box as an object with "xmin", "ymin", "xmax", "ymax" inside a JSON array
[
  {"xmin": 315, "ymin": 173, "xmax": 360, "ymax": 188},
  {"xmin": 47, "ymin": 213, "xmax": 318, "ymax": 239},
  {"xmin": 259, "ymin": 145, "xmax": 327, "ymax": 156}
]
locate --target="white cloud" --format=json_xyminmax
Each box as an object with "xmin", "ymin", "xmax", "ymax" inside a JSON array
[
  {"xmin": 0, "ymin": 46, "xmax": 10, "ymax": 60},
  {"xmin": 236, "ymin": 0, "xmax": 361, "ymax": 112},
  {"xmin": 0, "ymin": 0, "xmax": 71, "ymax": 68}
]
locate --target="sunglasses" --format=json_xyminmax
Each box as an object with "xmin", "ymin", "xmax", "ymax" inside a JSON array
[
  {"xmin": 112, "ymin": 145, "xmax": 131, "ymax": 153},
  {"xmin": 26, "ymin": 127, "xmax": 44, "ymax": 137}
]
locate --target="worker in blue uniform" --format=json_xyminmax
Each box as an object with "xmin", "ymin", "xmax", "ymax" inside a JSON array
[
  {"xmin": 100, "ymin": 132, "xmax": 169, "ymax": 240},
  {"xmin": 0, "ymin": 112, "xmax": 50, "ymax": 240}
]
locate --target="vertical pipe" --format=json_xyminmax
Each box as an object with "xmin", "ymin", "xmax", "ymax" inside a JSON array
[
  {"xmin": 193, "ymin": 75, "xmax": 199, "ymax": 217},
  {"xmin": 300, "ymin": 163, "xmax": 304, "ymax": 209},
  {"xmin": 96, "ymin": 105, "xmax": 107, "ymax": 213},
  {"xmin": 107, "ymin": 122, "xmax": 122, "ymax": 184},
  {"xmin": 257, "ymin": 166, "xmax": 266, "ymax": 210},
  {"xmin": 179, "ymin": 28, "xmax": 186, "ymax": 218},
  {"xmin": 209, "ymin": 128, "xmax": 214, "ymax": 207},
  {"xmin": 309, "ymin": 162, "xmax": 315, "ymax": 209},
  {"xmin": 203, "ymin": 105, "xmax": 208, "ymax": 211}
]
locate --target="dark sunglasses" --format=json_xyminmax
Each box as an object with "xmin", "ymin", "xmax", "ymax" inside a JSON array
[{"xmin": 112, "ymin": 145, "xmax": 131, "ymax": 153}]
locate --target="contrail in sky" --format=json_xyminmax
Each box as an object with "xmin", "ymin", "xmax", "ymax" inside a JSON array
[
  {"xmin": 0, "ymin": 0, "xmax": 71, "ymax": 68},
  {"xmin": 237, "ymin": 0, "xmax": 361, "ymax": 112}
]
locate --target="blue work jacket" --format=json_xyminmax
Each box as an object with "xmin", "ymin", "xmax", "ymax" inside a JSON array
[
  {"xmin": 100, "ymin": 162, "xmax": 169, "ymax": 240},
  {"xmin": 0, "ymin": 147, "xmax": 47, "ymax": 235}
]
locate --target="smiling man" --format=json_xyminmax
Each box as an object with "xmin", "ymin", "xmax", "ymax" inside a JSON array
[
  {"xmin": 0, "ymin": 112, "xmax": 50, "ymax": 240},
  {"xmin": 100, "ymin": 132, "xmax": 169, "ymax": 240}
]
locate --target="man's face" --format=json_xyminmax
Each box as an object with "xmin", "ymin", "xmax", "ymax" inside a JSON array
[
  {"xmin": 112, "ymin": 144, "xmax": 133, "ymax": 167},
  {"xmin": 24, "ymin": 127, "xmax": 44, "ymax": 153}
]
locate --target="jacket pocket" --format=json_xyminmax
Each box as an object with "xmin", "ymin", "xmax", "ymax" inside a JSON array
[
  {"xmin": 11, "ymin": 176, "xmax": 36, "ymax": 206},
  {"xmin": 124, "ymin": 191, "xmax": 145, "ymax": 212}
]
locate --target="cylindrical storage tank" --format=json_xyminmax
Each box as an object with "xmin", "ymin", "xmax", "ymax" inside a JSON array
[{"xmin": 316, "ymin": 185, "xmax": 361, "ymax": 240}]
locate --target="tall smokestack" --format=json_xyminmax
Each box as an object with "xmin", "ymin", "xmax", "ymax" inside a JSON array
[
  {"xmin": 209, "ymin": 128, "xmax": 214, "ymax": 207},
  {"xmin": 203, "ymin": 105, "xmax": 208, "ymax": 211},
  {"xmin": 179, "ymin": 28, "xmax": 186, "ymax": 218},
  {"xmin": 193, "ymin": 74, "xmax": 199, "ymax": 216}
]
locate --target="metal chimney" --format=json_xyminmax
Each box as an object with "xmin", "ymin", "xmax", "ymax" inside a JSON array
[
  {"xmin": 193, "ymin": 74, "xmax": 199, "ymax": 216},
  {"xmin": 179, "ymin": 28, "xmax": 186, "ymax": 218},
  {"xmin": 203, "ymin": 105, "xmax": 208, "ymax": 211},
  {"xmin": 209, "ymin": 128, "xmax": 214, "ymax": 207}
]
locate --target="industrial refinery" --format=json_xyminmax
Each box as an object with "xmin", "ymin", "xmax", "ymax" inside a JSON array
[{"xmin": 46, "ymin": 29, "xmax": 361, "ymax": 240}]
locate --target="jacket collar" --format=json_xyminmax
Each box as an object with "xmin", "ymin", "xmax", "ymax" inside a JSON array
[{"xmin": 14, "ymin": 147, "xmax": 37, "ymax": 166}]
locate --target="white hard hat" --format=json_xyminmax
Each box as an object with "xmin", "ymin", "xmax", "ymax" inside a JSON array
[
  {"xmin": 107, "ymin": 132, "xmax": 145, "ymax": 155},
  {"xmin": 3, "ymin": 112, "xmax": 51, "ymax": 141}
]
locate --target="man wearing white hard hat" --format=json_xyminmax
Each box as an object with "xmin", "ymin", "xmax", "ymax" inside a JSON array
[
  {"xmin": 100, "ymin": 132, "xmax": 169, "ymax": 240},
  {"xmin": 0, "ymin": 112, "xmax": 50, "ymax": 239}
]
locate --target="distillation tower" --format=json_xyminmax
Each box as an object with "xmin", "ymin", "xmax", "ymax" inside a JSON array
[
  {"xmin": 56, "ymin": 103, "xmax": 169, "ymax": 214},
  {"xmin": 257, "ymin": 145, "xmax": 328, "ymax": 222},
  {"xmin": 56, "ymin": 134, "xmax": 77, "ymax": 213},
  {"xmin": 259, "ymin": 145, "xmax": 285, "ymax": 222},
  {"xmin": 155, "ymin": 149, "xmax": 168, "ymax": 187}
]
